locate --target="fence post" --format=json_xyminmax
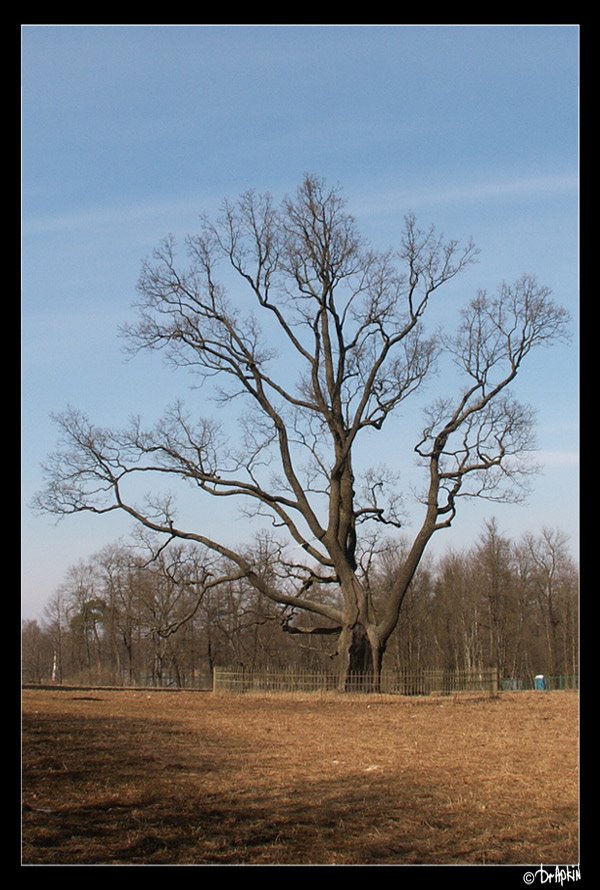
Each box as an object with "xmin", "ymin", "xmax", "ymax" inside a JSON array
[{"xmin": 490, "ymin": 667, "xmax": 499, "ymax": 696}]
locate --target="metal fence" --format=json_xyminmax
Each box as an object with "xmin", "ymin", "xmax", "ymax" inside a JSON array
[
  {"xmin": 212, "ymin": 667, "xmax": 503, "ymax": 695},
  {"xmin": 500, "ymin": 675, "xmax": 579, "ymax": 691}
]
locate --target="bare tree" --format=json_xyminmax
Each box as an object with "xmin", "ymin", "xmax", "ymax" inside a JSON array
[
  {"xmin": 21, "ymin": 619, "xmax": 54, "ymax": 684},
  {"xmin": 34, "ymin": 175, "xmax": 570, "ymax": 690},
  {"xmin": 42, "ymin": 588, "xmax": 69, "ymax": 683},
  {"xmin": 519, "ymin": 528, "xmax": 578, "ymax": 677}
]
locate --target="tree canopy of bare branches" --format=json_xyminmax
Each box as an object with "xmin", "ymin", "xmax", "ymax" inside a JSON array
[{"xmin": 35, "ymin": 175, "xmax": 570, "ymax": 690}]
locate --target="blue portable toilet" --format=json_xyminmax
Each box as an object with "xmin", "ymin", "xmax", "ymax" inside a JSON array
[{"xmin": 534, "ymin": 674, "xmax": 547, "ymax": 690}]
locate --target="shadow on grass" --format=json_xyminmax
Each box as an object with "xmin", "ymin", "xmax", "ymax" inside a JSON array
[{"xmin": 22, "ymin": 708, "xmax": 577, "ymax": 866}]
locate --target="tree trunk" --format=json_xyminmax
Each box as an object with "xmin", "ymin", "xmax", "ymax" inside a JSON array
[{"xmin": 337, "ymin": 623, "xmax": 384, "ymax": 693}]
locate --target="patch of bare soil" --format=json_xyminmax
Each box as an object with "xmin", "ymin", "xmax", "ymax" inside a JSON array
[{"xmin": 21, "ymin": 689, "xmax": 578, "ymax": 865}]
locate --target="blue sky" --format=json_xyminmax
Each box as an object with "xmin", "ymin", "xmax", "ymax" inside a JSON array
[{"xmin": 21, "ymin": 24, "xmax": 579, "ymax": 620}]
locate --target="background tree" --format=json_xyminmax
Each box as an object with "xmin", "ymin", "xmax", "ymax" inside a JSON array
[
  {"xmin": 42, "ymin": 588, "xmax": 69, "ymax": 683},
  {"xmin": 431, "ymin": 550, "xmax": 483, "ymax": 674},
  {"xmin": 516, "ymin": 528, "xmax": 578, "ymax": 678},
  {"xmin": 472, "ymin": 519, "xmax": 516, "ymax": 676},
  {"xmin": 34, "ymin": 175, "xmax": 570, "ymax": 690},
  {"xmin": 95, "ymin": 543, "xmax": 141, "ymax": 685},
  {"xmin": 21, "ymin": 619, "xmax": 54, "ymax": 684},
  {"xmin": 60, "ymin": 561, "xmax": 106, "ymax": 684}
]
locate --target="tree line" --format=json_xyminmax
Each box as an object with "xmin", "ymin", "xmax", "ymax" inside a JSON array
[{"xmin": 22, "ymin": 520, "xmax": 578, "ymax": 688}]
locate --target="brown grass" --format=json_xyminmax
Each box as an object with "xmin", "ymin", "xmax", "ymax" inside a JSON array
[{"xmin": 21, "ymin": 688, "xmax": 579, "ymax": 865}]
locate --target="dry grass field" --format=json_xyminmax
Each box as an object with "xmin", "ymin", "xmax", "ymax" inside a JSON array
[{"xmin": 21, "ymin": 688, "xmax": 579, "ymax": 865}]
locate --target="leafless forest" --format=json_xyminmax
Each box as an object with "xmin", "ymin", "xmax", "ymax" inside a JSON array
[{"xmin": 22, "ymin": 519, "xmax": 577, "ymax": 690}]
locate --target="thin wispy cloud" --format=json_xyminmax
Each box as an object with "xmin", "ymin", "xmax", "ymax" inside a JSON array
[
  {"xmin": 25, "ymin": 172, "xmax": 578, "ymax": 238},
  {"xmin": 23, "ymin": 193, "xmax": 221, "ymax": 237},
  {"xmin": 538, "ymin": 450, "xmax": 579, "ymax": 468},
  {"xmin": 356, "ymin": 172, "xmax": 578, "ymax": 217}
]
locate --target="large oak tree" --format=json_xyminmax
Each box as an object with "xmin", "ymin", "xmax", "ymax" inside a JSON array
[{"xmin": 35, "ymin": 175, "xmax": 570, "ymax": 690}]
